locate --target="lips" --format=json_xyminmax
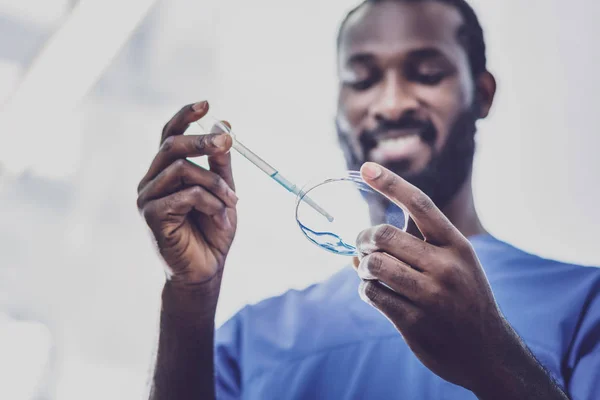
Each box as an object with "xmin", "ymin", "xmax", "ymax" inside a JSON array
[
  {"xmin": 368, "ymin": 129, "xmax": 427, "ymax": 164},
  {"xmin": 374, "ymin": 128, "xmax": 424, "ymax": 141}
]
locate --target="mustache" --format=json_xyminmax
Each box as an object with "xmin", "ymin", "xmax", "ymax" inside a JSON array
[{"xmin": 359, "ymin": 116, "xmax": 437, "ymax": 151}]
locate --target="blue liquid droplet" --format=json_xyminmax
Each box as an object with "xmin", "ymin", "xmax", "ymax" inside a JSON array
[{"xmin": 298, "ymin": 221, "xmax": 357, "ymax": 256}]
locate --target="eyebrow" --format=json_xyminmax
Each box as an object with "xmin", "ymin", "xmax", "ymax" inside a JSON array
[
  {"xmin": 405, "ymin": 47, "xmax": 450, "ymax": 63},
  {"xmin": 346, "ymin": 53, "xmax": 376, "ymax": 67},
  {"xmin": 344, "ymin": 46, "xmax": 452, "ymax": 68}
]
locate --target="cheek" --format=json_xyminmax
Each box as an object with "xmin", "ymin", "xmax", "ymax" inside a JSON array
[
  {"xmin": 337, "ymin": 88, "xmax": 374, "ymax": 132},
  {"xmin": 418, "ymin": 80, "xmax": 472, "ymax": 152}
]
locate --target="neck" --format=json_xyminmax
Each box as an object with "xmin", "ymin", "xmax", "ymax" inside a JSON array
[
  {"xmin": 370, "ymin": 172, "xmax": 487, "ymax": 239},
  {"xmin": 439, "ymin": 172, "xmax": 487, "ymax": 238}
]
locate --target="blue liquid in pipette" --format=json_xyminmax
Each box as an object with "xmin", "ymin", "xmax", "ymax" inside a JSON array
[{"xmin": 298, "ymin": 221, "xmax": 357, "ymax": 256}]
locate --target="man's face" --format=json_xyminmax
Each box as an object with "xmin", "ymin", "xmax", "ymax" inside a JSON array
[{"xmin": 337, "ymin": 1, "xmax": 485, "ymax": 209}]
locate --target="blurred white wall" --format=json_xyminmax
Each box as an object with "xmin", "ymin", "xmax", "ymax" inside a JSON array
[{"xmin": 0, "ymin": 0, "xmax": 598, "ymax": 399}]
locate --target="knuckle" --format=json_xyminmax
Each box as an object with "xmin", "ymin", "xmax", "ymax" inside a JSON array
[
  {"xmin": 136, "ymin": 194, "xmax": 145, "ymax": 211},
  {"xmin": 188, "ymin": 185, "xmax": 205, "ymax": 198},
  {"xmin": 440, "ymin": 224, "xmax": 456, "ymax": 240},
  {"xmin": 382, "ymin": 173, "xmax": 398, "ymax": 192},
  {"xmin": 418, "ymin": 240, "xmax": 430, "ymax": 257},
  {"xmin": 374, "ymin": 224, "xmax": 397, "ymax": 245},
  {"xmin": 172, "ymin": 158, "xmax": 187, "ymax": 173},
  {"xmin": 455, "ymin": 240, "xmax": 476, "ymax": 259},
  {"xmin": 160, "ymin": 136, "xmax": 175, "ymax": 153},
  {"xmin": 180, "ymin": 103, "xmax": 193, "ymax": 116},
  {"xmin": 170, "ymin": 106, "xmax": 190, "ymax": 130},
  {"xmin": 419, "ymin": 255, "xmax": 436, "ymax": 272},
  {"xmin": 161, "ymin": 105, "xmax": 191, "ymax": 139},
  {"xmin": 210, "ymin": 173, "xmax": 225, "ymax": 192},
  {"xmin": 409, "ymin": 191, "xmax": 434, "ymax": 214},
  {"xmin": 136, "ymin": 179, "xmax": 146, "ymax": 195},
  {"xmin": 438, "ymin": 261, "xmax": 460, "ymax": 286},
  {"xmin": 425, "ymin": 284, "xmax": 444, "ymax": 308},
  {"xmin": 161, "ymin": 121, "xmax": 172, "ymax": 138},
  {"xmin": 408, "ymin": 274, "xmax": 420, "ymax": 293},
  {"xmin": 171, "ymin": 159, "xmax": 189, "ymax": 183},
  {"xmin": 190, "ymin": 186, "xmax": 225, "ymax": 211},
  {"xmin": 216, "ymin": 198, "xmax": 227, "ymax": 211},
  {"xmin": 163, "ymin": 193, "xmax": 178, "ymax": 211},
  {"xmin": 195, "ymin": 135, "xmax": 210, "ymax": 151},
  {"xmin": 141, "ymin": 202, "xmax": 161, "ymax": 225},
  {"xmin": 360, "ymin": 280, "xmax": 381, "ymax": 304},
  {"xmin": 365, "ymin": 253, "xmax": 384, "ymax": 277}
]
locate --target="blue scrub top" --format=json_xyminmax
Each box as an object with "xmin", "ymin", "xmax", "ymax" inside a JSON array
[{"xmin": 215, "ymin": 235, "xmax": 600, "ymax": 399}]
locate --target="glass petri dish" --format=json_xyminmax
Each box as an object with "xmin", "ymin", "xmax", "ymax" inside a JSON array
[{"xmin": 295, "ymin": 171, "xmax": 408, "ymax": 256}]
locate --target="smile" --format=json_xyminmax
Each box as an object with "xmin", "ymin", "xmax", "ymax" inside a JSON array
[
  {"xmin": 369, "ymin": 133, "xmax": 425, "ymax": 163},
  {"xmin": 374, "ymin": 128, "xmax": 423, "ymax": 142}
]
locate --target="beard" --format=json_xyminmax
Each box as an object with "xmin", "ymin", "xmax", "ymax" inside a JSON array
[{"xmin": 337, "ymin": 105, "xmax": 479, "ymax": 213}]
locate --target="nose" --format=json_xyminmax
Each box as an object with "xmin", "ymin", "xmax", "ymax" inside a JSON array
[{"xmin": 370, "ymin": 72, "xmax": 419, "ymax": 122}]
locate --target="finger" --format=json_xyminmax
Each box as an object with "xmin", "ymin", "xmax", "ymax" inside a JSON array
[
  {"xmin": 360, "ymin": 162, "xmax": 460, "ymax": 246},
  {"xmin": 356, "ymin": 224, "xmax": 438, "ymax": 271},
  {"xmin": 139, "ymin": 133, "xmax": 233, "ymax": 192},
  {"xmin": 208, "ymin": 120, "xmax": 235, "ymax": 191},
  {"xmin": 161, "ymin": 101, "xmax": 210, "ymax": 144},
  {"xmin": 359, "ymin": 280, "xmax": 421, "ymax": 330},
  {"xmin": 142, "ymin": 185, "xmax": 229, "ymax": 231},
  {"xmin": 357, "ymin": 252, "xmax": 427, "ymax": 301},
  {"xmin": 137, "ymin": 159, "xmax": 238, "ymax": 210}
]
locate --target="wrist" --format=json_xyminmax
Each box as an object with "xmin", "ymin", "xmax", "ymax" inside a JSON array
[
  {"xmin": 469, "ymin": 323, "xmax": 567, "ymax": 400},
  {"xmin": 161, "ymin": 273, "xmax": 222, "ymax": 321}
]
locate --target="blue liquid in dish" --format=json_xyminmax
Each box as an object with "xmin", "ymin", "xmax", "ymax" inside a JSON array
[{"xmin": 297, "ymin": 221, "xmax": 357, "ymax": 256}]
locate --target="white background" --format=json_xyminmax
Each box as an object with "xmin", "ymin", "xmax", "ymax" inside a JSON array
[{"xmin": 0, "ymin": 0, "xmax": 598, "ymax": 398}]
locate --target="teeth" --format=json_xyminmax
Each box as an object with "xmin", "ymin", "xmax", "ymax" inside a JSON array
[
  {"xmin": 378, "ymin": 135, "xmax": 420, "ymax": 149},
  {"xmin": 369, "ymin": 134, "xmax": 423, "ymax": 163}
]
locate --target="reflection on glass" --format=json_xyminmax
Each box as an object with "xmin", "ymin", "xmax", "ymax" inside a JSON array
[{"xmin": 296, "ymin": 171, "xmax": 408, "ymax": 256}]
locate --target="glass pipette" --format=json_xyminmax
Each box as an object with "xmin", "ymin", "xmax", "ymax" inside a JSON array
[
  {"xmin": 232, "ymin": 135, "xmax": 334, "ymax": 222},
  {"xmin": 199, "ymin": 121, "xmax": 334, "ymax": 222}
]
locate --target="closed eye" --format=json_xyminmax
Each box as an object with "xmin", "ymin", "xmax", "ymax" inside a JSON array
[
  {"xmin": 346, "ymin": 78, "xmax": 376, "ymax": 91},
  {"xmin": 415, "ymin": 71, "xmax": 447, "ymax": 85}
]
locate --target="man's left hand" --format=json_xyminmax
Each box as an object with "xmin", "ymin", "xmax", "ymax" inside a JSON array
[{"xmin": 355, "ymin": 162, "xmax": 514, "ymax": 394}]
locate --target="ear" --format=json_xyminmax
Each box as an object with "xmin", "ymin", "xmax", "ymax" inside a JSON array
[{"xmin": 475, "ymin": 71, "xmax": 496, "ymax": 119}]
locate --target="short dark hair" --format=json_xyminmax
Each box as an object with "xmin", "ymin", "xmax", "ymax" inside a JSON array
[{"xmin": 337, "ymin": 0, "xmax": 487, "ymax": 77}]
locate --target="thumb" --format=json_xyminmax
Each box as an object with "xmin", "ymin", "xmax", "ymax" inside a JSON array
[{"xmin": 209, "ymin": 120, "xmax": 235, "ymax": 191}]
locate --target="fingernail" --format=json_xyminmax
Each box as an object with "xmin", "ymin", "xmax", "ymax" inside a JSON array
[
  {"xmin": 362, "ymin": 163, "xmax": 382, "ymax": 179},
  {"xmin": 213, "ymin": 133, "xmax": 229, "ymax": 148},
  {"xmin": 192, "ymin": 101, "xmax": 208, "ymax": 112},
  {"xmin": 229, "ymin": 190, "xmax": 239, "ymax": 205}
]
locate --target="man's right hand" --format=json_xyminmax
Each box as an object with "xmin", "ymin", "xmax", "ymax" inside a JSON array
[{"xmin": 137, "ymin": 101, "xmax": 238, "ymax": 288}]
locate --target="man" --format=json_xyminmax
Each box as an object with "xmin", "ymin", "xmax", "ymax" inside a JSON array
[{"xmin": 136, "ymin": 0, "xmax": 600, "ymax": 399}]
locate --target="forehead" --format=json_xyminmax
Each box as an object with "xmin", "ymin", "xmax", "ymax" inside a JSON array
[{"xmin": 339, "ymin": 1, "xmax": 467, "ymax": 64}]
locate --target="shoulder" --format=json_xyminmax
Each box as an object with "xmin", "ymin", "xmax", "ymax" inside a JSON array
[
  {"xmin": 472, "ymin": 234, "xmax": 600, "ymax": 280},
  {"xmin": 473, "ymin": 234, "xmax": 600, "ymax": 340},
  {"xmin": 474, "ymin": 235, "xmax": 600, "ymax": 309}
]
